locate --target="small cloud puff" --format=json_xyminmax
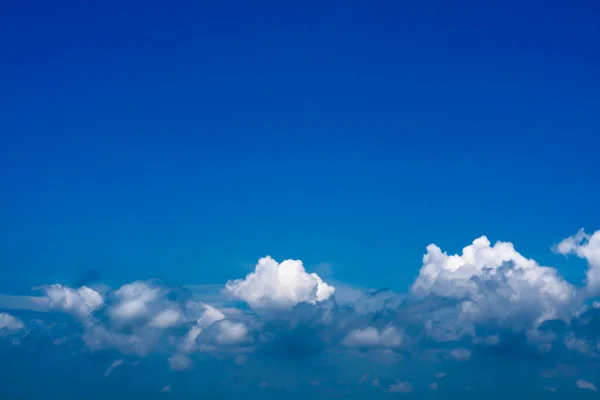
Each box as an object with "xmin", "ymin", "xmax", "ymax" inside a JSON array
[
  {"xmin": 554, "ymin": 229, "xmax": 600, "ymax": 294},
  {"xmin": 109, "ymin": 281, "xmax": 161, "ymax": 321},
  {"xmin": 449, "ymin": 348, "xmax": 471, "ymax": 361},
  {"xmin": 388, "ymin": 381, "xmax": 413, "ymax": 393},
  {"xmin": 342, "ymin": 326, "xmax": 402, "ymax": 349},
  {"xmin": 43, "ymin": 284, "xmax": 103, "ymax": 318},
  {"xmin": 213, "ymin": 320, "xmax": 249, "ymax": 345},
  {"xmin": 225, "ymin": 256, "xmax": 334, "ymax": 309},
  {"xmin": 168, "ymin": 354, "xmax": 192, "ymax": 371},
  {"xmin": 0, "ymin": 312, "xmax": 25, "ymax": 332},
  {"xmin": 149, "ymin": 309, "xmax": 182, "ymax": 329},
  {"xmin": 576, "ymin": 379, "xmax": 597, "ymax": 391}
]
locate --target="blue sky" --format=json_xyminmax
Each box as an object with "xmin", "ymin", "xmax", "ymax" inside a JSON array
[{"xmin": 1, "ymin": 0, "xmax": 600, "ymax": 398}]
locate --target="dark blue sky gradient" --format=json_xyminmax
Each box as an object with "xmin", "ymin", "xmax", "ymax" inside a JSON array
[{"xmin": 1, "ymin": 0, "xmax": 599, "ymax": 291}]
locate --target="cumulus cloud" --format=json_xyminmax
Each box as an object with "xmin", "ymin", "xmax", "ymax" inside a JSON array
[
  {"xmin": 0, "ymin": 312, "xmax": 25, "ymax": 332},
  {"xmin": 225, "ymin": 256, "xmax": 335, "ymax": 309},
  {"xmin": 342, "ymin": 326, "xmax": 402, "ymax": 349},
  {"xmin": 412, "ymin": 236, "xmax": 576, "ymax": 337},
  {"xmin": 554, "ymin": 229, "xmax": 600, "ymax": 293},
  {"xmin": 43, "ymin": 284, "xmax": 103, "ymax": 318},
  {"xmin": 149, "ymin": 309, "xmax": 182, "ymax": 329},
  {"xmin": 108, "ymin": 281, "xmax": 161, "ymax": 321},
  {"xmin": 213, "ymin": 320, "xmax": 249, "ymax": 345}
]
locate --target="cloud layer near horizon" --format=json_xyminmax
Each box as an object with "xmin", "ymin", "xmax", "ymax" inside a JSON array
[{"xmin": 1, "ymin": 229, "xmax": 600, "ymax": 397}]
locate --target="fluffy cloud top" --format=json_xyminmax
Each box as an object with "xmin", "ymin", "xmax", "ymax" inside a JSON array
[
  {"xmin": 108, "ymin": 281, "xmax": 161, "ymax": 321},
  {"xmin": 225, "ymin": 256, "xmax": 335, "ymax": 309},
  {"xmin": 0, "ymin": 312, "xmax": 24, "ymax": 332},
  {"xmin": 555, "ymin": 229, "xmax": 600, "ymax": 293},
  {"xmin": 412, "ymin": 236, "xmax": 575, "ymax": 334},
  {"xmin": 43, "ymin": 284, "xmax": 104, "ymax": 318},
  {"xmin": 213, "ymin": 320, "xmax": 249, "ymax": 345}
]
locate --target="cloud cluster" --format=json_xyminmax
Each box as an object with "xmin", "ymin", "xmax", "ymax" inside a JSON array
[
  {"xmin": 2, "ymin": 229, "xmax": 600, "ymax": 396},
  {"xmin": 225, "ymin": 256, "xmax": 335, "ymax": 309},
  {"xmin": 412, "ymin": 236, "xmax": 576, "ymax": 340}
]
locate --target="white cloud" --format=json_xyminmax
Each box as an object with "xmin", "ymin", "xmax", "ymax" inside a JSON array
[
  {"xmin": 43, "ymin": 284, "xmax": 104, "ymax": 318},
  {"xmin": 161, "ymin": 385, "xmax": 171, "ymax": 392},
  {"xmin": 149, "ymin": 309, "xmax": 182, "ymax": 329},
  {"xmin": 388, "ymin": 381, "xmax": 413, "ymax": 393},
  {"xmin": 430, "ymin": 382, "xmax": 438, "ymax": 390},
  {"xmin": 576, "ymin": 379, "xmax": 597, "ymax": 391},
  {"xmin": 214, "ymin": 320, "xmax": 248, "ymax": 345},
  {"xmin": 195, "ymin": 303, "xmax": 226, "ymax": 327},
  {"xmin": 109, "ymin": 281, "xmax": 160, "ymax": 321},
  {"xmin": 449, "ymin": 348, "xmax": 471, "ymax": 361},
  {"xmin": 181, "ymin": 303, "xmax": 226, "ymax": 352},
  {"xmin": 4, "ymin": 227, "xmax": 600, "ymax": 390},
  {"xmin": 554, "ymin": 229, "xmax": 600, "ymax": 293},
  {"xmin": 342, "ymin": 326, "xmax": 402, "ymax": 348},
  {"xmin": 412, "ymin": 236, "xmax": 575, "ymax": 334},
  {"xmin": 0, "ymin": 312, "xmax": 25, "ymax": 332},
  {"xmin": 225, "ymin": 256, "xmax": 335, "ymax": 309}
]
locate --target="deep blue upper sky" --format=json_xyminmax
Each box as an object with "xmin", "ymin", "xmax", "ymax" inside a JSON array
[{"xmin": 1, "ymin": 0, "xmax": 599, "ymax": 292}]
